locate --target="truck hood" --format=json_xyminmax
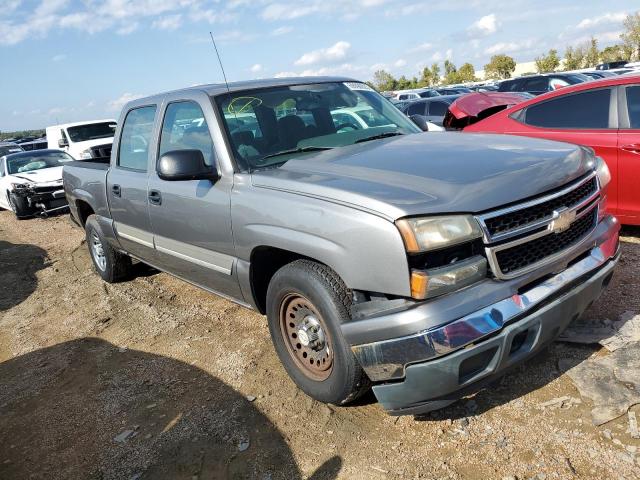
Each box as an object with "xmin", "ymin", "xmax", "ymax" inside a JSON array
[
  {"xmin": 250, "ymin": 132, "xmax": 594, "ymax": 220},
  {"xmin": 9, "ymin": 166, "xmax": 64, "ymax": 185}
]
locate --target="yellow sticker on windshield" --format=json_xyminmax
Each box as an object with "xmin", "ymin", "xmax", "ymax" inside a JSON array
[{"xmin": 228, "ymin": 97, "xmax": 263, "ymax": 114}]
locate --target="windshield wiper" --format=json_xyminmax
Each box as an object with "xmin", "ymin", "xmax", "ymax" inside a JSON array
[
  {"xmin": 261, "ymin": 145, "xmax": 334, "ymax": 160},
  {"xmin": 355, "ymin": 132, "xmax": 404, "ymax": 144}
]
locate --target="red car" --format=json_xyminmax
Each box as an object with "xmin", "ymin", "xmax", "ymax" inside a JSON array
[{"xmin": 450, "ymin": 75, "xmax": 640, "ymax": 225}]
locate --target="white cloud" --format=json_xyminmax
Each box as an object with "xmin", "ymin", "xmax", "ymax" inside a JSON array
[
  {"xmin": 576, "ymin": 12, "xmax": 626, "ymax": 30},
  {"xmin": 431, "ymin": 51, "xmax": 443, "ymax": 62},
  {"xmin": 294, "ymin": 40, "xmax": 351, "ymax": 66},
  {"xmin": 271, "ymin": 25, "xmax": 293, "ymax": 36},
  {"xmin": 468, "ymin": 13, "xmax": 499, "ymax": 37},
  {"xmin": 117, "ymin": 22, "xmax": 139, "ymax": 35},
  {"xmin": 51, "ymin": 53, "xmax": 66, "ymax": 62},
  {"xmin": 360, "ymin": 0, "xmax": 386, "ymax": 6},
  {"xmin": 262, "ymin": 3, "xmax": 322, "ymax": 21},
  {"xmin": 250, "ymin": 63, "xmax": 263, "ymax": 73},
  {"xmin": 485, "ymin": 39, "xmax": 536, "ymax": 55},
  {"xmin": 108, "ymin": 93, "xmax": 144, "ymax": 112},
  {"xmin": 394, "ymin": 59, "xmax": 407, "ymax": 68},
  {"xmin": 152, "ymin": 14, "xmax": 182, "ymax": 31},
  {"xmin": 410, "ymin": 42, "xmax": 433, "ymax": 53}
]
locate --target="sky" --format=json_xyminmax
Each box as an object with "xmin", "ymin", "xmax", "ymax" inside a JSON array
[{"xmin": 0, "ymin": 0, "xmax": 637, "ymax": 131}]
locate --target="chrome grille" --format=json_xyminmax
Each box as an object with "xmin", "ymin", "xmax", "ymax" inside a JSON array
[
  {"xmin": 484, "ymin": 177, "xmax": 597, "ymax": 237},
  {"xmin": 477, "ymin": 172, "xmax": 600, "ymax": 280}
]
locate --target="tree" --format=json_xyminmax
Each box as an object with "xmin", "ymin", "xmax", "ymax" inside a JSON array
[
  {"xmin": 457, "ymin": 63, "xmax": 477, "ymax": 82},
  {"xmin": 563, "ymin": 45, "xmax": 586, "ymax": 70},
  {"xmin": 442, "ymin": 60, "xmax": 460, "ymax": 84},
  {"xmin": 600, "ymin": 44, "xmax": 632, "ymax": 63},
  {"xmin": 372, "ymin": 69, "xmax": 397, "ymax": 91},
  {"xmin": 396, "ymin": 75, "xmax": 413, "ymax": 90},
  {"xmin": 535, "ymin": 49, "xmax": 560, "ymax": 73},
  {"xmin": 621, "ymin": 12, "xmax": 640, "ymax": 61},
  {"xmin": 430, "ymin": 63, "xmax": 441, "ymax": 85},
  {"xmin": 584, "ymin": 37, "xmax": 600, "ymax": 68},
  {"xmin": 484, "ymin": 54, "xmax": 516, "ymax": 80}
]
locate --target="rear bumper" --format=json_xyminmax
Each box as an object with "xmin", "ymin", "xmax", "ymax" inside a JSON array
[{"xmin": 351, "ymin": 216, "xmax": 620, "ymax": 415}]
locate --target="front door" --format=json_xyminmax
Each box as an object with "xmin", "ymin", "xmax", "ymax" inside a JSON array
[
  {"xmin": 146, "ymin": 96, "xmax": 241, "ymax": 299},
  {"xmin": 107, "ymin": 105, "xmax": 158, "ymax": 261},
  {"xmin": 618, "ymin": 84, "xmax": 640, "ymax": 223}
]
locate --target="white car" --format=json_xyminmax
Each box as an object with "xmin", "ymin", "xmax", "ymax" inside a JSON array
[
  {"xmin": 0, "ymin": 149, "xmax": 74, "ymax": 218},
  {"xmin": 332, "ymin": 106, "xmax": 444, "ymax": 132}
]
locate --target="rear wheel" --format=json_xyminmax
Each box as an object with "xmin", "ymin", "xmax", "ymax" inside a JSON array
[
  {"xmin": 85, "ymin": 215, "xmax": 131, "ymax": 283},
  {"xmin": 266, "ymin": 260, "xmax": 370, "ymax": 405}
]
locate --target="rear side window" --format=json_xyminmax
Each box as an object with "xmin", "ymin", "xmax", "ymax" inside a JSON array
[
  {"xmin": 626, "ymin": 86, "xmax": 640, "ymax": 129},
  {"xmin": 522, "ymin": 77, "xmax": 549, "ymax": 92},
  {"xmin": 159, "ymin": 101, "xmax": 215, "ymax": 166},
  {"xmin": 524, "ymin": 89, "xmax": 611, "ymax": 129},
  {"xmin": 0, "ymin": 159, "xmax": 5, "ymax": 177},
  {"xmin": 428, "ymin": 101, "xmax": 449, "ymax": 116},
  {"xmin": 118, "ymin": 106, "xmax": 157, "ymax": 171},
  {"xmin": 406, "ymin": 102, "xmax": 426, "ymax": 116}
]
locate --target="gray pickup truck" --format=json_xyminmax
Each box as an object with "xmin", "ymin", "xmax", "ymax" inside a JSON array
[{"xmin": 63, "ymin": 77, "xmax": 620, "ymax": 415}]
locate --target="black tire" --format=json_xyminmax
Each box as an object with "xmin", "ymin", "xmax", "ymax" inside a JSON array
[
  {"xmin": 85, "ymin": 215, "xmax": 132, "ymax": 283},
  {"xmin": 9, "ymin": 193, "xmax": 35, "ymax": 219},
  {"xmin": 266, "ymin": 259, "xmax": 370, "ymax": 405}
]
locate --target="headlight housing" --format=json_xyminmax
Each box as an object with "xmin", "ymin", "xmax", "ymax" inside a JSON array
[
  {"xmin": 595, "ymin": 156, "xmax": 611, "ymax": 189},
  {"xmin": 79, "ymin": 149, "xmax": 93, "ymax": 160},
  {"xmin": 396, "ymin": 215, "xmax": 482, "ymax": 253},
  {"xmin": 396, "ymin": 215, "xmax": 486, "ymax": 300}
]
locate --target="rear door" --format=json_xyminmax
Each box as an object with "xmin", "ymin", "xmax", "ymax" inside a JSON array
[
  {"xmin": 505, "ymin": 87, "xmax": 620, "ymax": 214},
  {"xmin": 146, "ymin": 92, "xmax": 241, "ymax": 299},
  {"xmin": 107, "ymin": 104, "xmax": 158, "ymax": 260},
  {"xmin": 617, "ymin": 84, "xmax": 640, "ymax": 223}
]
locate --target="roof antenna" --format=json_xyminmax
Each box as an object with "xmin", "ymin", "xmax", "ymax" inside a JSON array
[{"xmin": 209, "ymin": 32, "xmax": 231, "ymax": 94}]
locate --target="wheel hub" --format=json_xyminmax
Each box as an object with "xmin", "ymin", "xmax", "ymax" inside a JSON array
[
  {"xmin": 279, "ymin": 294, "xmax": 333, "ymax": 381},
  {"xmin": 297, "ymin": 315, "xmax": 325, "ymax": 351}
]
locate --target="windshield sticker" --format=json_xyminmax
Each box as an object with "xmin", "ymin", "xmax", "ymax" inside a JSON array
[
  {"xmin": 228, "ymin": 97, "xmax": 263, "ymax": 114},
  {"xmin": 344, "ymin": 82, "xmax": 375, "ymax": 92}
]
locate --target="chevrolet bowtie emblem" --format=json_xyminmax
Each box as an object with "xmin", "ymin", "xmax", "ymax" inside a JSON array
[{"xmin": 550, "ymin": 207, "xmax": 576, "ymax": 234}]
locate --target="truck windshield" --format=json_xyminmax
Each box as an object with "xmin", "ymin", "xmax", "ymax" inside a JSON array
[
  {"xmin": 67, "ymin": 122, "xmax": 117, "ymax": 143},
  {"xmin": 215, "ymin": 81, "xmax": 421, "ymax": 170},
  {"xmin": 7, "ymin": 151, "xmax": 74, "ymax": 174}
]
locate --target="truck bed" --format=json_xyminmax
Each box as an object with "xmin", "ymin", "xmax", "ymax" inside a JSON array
[{"xmin": 62, "ymin": 161, "xmax": 111, "ymax": 222}]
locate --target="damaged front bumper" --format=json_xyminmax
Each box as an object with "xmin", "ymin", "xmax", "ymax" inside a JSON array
[
  {"xmin": 350, "ymin": 215, "xmax": 620, "ymax": 415},
  {"xmin": 12, "ymin": 183, "xmax": 69, "ymax": 216}
]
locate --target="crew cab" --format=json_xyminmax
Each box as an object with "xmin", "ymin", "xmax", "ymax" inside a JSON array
[{"xmin": 63, "ymin": 77, "xmax": 620, "ymax": 415}]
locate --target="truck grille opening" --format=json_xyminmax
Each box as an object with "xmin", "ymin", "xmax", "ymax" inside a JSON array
[
  {"xmin": 483, "ymin": 176, "xmax": 597, "ymax": 237},
  {"xmin": 89, "ymin": 144, "xmax": 112, "ymax": 161},
  {"xmin": 495, "ymin": 208, "xmax": 597, "ymax": 275},
  {"xmin": 476, "ymin": 173, "xmax": 601, "ymax": 280}
]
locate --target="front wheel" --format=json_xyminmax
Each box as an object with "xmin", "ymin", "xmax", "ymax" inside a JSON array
[
  {"xmin": 9, "ymin": 193, "xmax": 35, "ymax": 219},
  {"xmin": 85, "ymin": 215, "xmax": 132, "ymax": 283},
  {"xmin": 266, "ymin": 260, "xmax": 370, "ymax": 405}
]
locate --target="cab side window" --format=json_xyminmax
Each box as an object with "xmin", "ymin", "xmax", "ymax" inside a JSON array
[
  {"xmin": 118, "ymin": 106, "xmax": 157, "ymax": 171},
  {"xmin": 627, "ymin": 86, "xmax": 640, "ymax": 129},
  {"xmin": 159, "ymin": 101, "xmax": 215, "ymax": 166}
]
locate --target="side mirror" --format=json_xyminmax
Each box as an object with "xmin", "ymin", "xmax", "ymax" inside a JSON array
[
  {"xmin": 157, "ymin": 149, "xmax": 219, "ymax": 182},
  {"xmin": 58, "ymin": 138, "xmax": 69, "ymax": 148},
  {"xmin": 409, "ymin": 115, "xmax": 430, "ymax": 132}
]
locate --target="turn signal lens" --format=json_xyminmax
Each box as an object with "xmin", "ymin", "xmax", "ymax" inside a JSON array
[{"xmin": 410, "ymin": 256, "xmax": 487, "ymax": 300}]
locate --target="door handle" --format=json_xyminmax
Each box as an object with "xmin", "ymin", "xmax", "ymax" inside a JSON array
[
  {"xmin": 621, "ymin": 144, "xmax": 640, "ymax": 154},
  {"xmin": 111, "ymin": 184, "xmax": 121, "ymax": 197},
  {"xmin": 148, "ymin": 189, "xmax": 162, "ymax": 205}
]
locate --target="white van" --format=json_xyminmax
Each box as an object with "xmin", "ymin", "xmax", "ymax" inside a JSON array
[{"xmin": 46, "ymin": 120, "xmax": 117, "ymax": 160}]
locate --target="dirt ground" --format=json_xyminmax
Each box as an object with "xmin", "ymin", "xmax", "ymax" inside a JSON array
[{"xmin": 0, "ymin": 210, "xmax": 639, "ymax": 480}]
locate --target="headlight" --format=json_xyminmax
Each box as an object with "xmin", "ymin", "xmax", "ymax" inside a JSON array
[
  {"xmin": 396, "ymin": 215, "xmax": 482, "ymax": 253},
  {"xmin": 79, "ymin": 149, "xmax": 92, "ymax": 159},
  {"xmin": 595, "ymin": 156, "xmax": 611, "ymax": 189},
  {"xmin": 10, "ymin": 182, "xmax": 27, "ymax": 190}
]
